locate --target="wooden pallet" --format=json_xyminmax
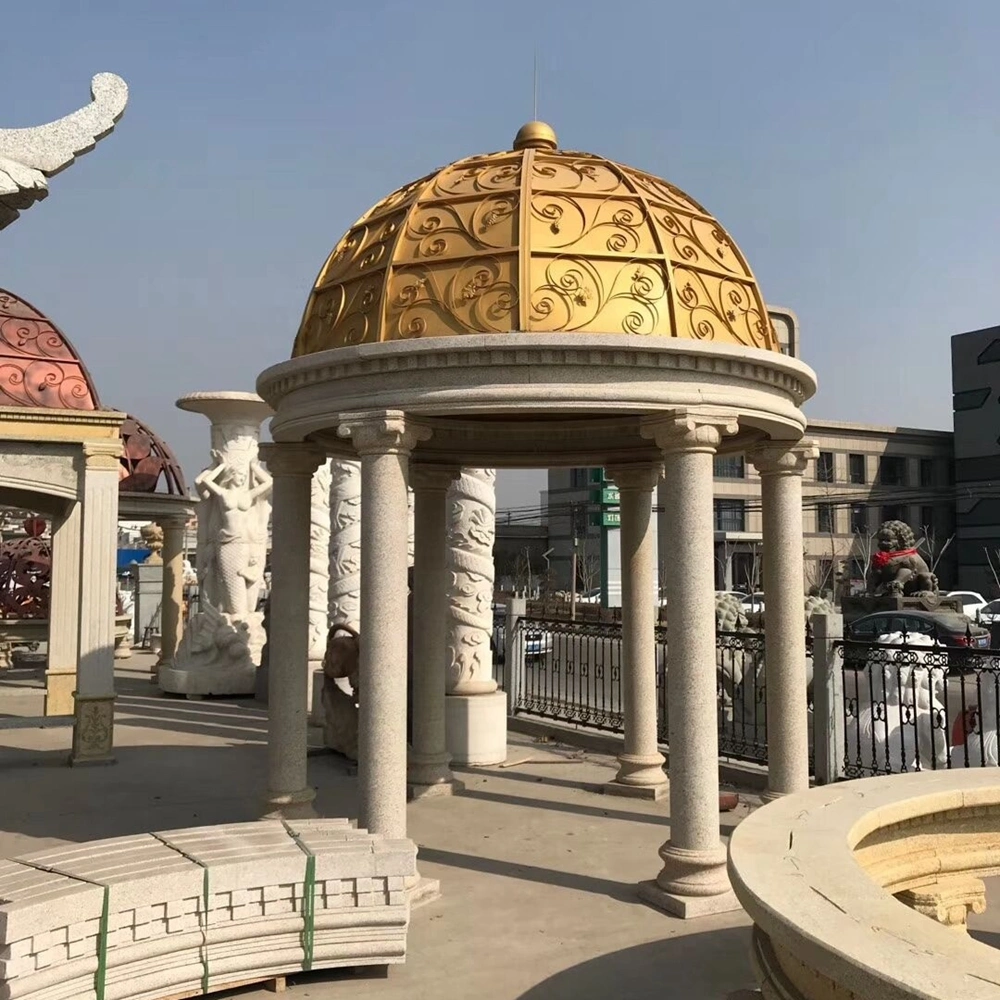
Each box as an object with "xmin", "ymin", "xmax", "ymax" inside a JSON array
[{"xmin": 159, "ymin": 964, "xmax": 389, "ymax": 999}]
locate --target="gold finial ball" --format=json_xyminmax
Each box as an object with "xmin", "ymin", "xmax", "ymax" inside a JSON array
[{"xmin": 512, "ymin": 121, "xmax": 558, "ymax": 151}]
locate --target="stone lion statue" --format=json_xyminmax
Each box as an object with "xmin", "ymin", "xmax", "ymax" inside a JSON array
[{"xmin": 868, "ymin": 520, "xmax": 938, "ymax": 597}]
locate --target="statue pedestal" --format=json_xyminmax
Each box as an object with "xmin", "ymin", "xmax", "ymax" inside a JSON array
[
  {"xmin": 842, "ymin": 594, "xmax": 963, "ymax": 626},
  {"xmin": 158, "ymin": 608, "xmax": 259, "ymax": 698},
  {"xmin": 446, "ymin": 691, "xmax": 507, "ymax": 765}
]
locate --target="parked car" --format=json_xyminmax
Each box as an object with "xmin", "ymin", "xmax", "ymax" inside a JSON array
[
  {"xmin": 977, "ymin": 599, "xmax": 1000, "ymax": 625},
  {"xmin": 524, "ymin": 627, "xmax": 553, "ymax": 659},
  {"xmin": 844, "ymin": 611, "xmax": 990, "ymax": 671},
  {"xmin": 740, "ymin": 592, "xmax": 765, "ymax": 614},
  {"xmin": 946, "ymin": 591, "xmax": 988, "ymax": 620}
]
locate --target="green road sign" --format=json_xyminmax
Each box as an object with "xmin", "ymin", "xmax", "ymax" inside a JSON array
[
  {"xmin": 601, "ymin": 486, "xmax": 620, "ymax": 505},
  {"xmin": 601, "ymin": 509, "xmax": 621, "ymax": 528}
]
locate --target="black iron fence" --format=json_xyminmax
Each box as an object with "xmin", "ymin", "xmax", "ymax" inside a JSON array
[
  {"xmin": 505, "ymin": 615, "xmax": 772, "ymax": 764},
  {"xmin": 835, "ymin": 636, "xmax": 1000, "ymax": 778}
]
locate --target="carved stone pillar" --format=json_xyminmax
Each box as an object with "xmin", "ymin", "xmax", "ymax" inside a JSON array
[
  {"xmin": 259, "ymin": 442, "xmax": 326, "ymax": 818},
  {"xmin": 154, "ymin": 516, "xmax": 187, "ymax": 679},
  {"xmin": 163, "ymin": 392, "xmax": 272, "ymax": 697},
  {"xmin": 638, "ymin": 410, "xmax": 742, "ymax": 917},
  {"xmin": 338, "ymin": 411, "xmax": 430, "ymax": 839},
  {"xmin": 71, "ymin": 441, "xmax": 122, "ymax": 766},
  {"xmin": 306, "ymin": 460, "xmax": 332, "ymax": 717},
  {"xmin": 445, "ymin": 467, "xmax": 506, "ymax": 765},
  {"xmin": 322, "ymin": 459, "xmax": 363, "ymax": 755},
  {"xmin": 751, "ymin": 440, "xmax": 819, "ymax": 800},
  {"xmin": 45, "ymin": 501, "xmax": 81, "ymax": 717},
  {"xmin": 409, "ymin": 466, "xmax": 460, "ymax": 798},
  {"xmin": 604, "ymin": 463, "xmax": 667, "ymax": 798}
]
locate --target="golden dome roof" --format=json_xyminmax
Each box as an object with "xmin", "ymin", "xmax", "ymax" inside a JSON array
[{"xmin": 292, "ymin": 123, "xmax": 779, "ymax": 356}]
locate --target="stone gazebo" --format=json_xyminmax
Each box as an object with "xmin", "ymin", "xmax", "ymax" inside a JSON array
[
  {"xmin": 257, "ymin": 122, "xmax": 818, "ymax": 916},
  {"xmin": 0, "ymin": 289, "xmax": 123, "ymax": 762}
]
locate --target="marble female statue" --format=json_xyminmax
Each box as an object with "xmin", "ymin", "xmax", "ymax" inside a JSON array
[{"xmin": 195, "ymin": 454, "xmax": 272, "ymax": 617}]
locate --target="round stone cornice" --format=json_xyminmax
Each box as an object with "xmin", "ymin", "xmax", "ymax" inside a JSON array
[
  {"xmin": 258, "ymin": 334, "xmax": 814, "ymax": 468},
  {"xmin": 262, "ymin": 334, "xmax": 816, "ymax": 410}
]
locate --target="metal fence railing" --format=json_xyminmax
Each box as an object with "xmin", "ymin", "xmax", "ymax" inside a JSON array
[
  {"xmin": 505, "ymin": 615, "xmax": 773, "ymax": 765},
  {"xmin": 835, "ymin": 636, "xmax": 1000, "ymax": 779}
]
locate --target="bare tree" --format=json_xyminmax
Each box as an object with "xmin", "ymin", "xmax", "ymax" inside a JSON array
[
  {"xmin": 984, "ymin": 547, "xmax": 1000, "ymax": 597},
  {"xmin": 576, "ymin": 536, "xmax": 601, "ymax": 596},
  {"xmin": 918, "ymin": 525, "xmax": 954, "ymax": 576},
  {"xmin": 715, "ymin": 537, "xmax": 737, "ymax": 592},
  {"xmin": 513, "ymin": 545, "xmax": 535, "ymax": 597},
  {"xmin": 742, "ymin": 542, "xmax": 763, "ymax": 596},
  {"xmin": 851, "ymin": 527, "xmax": 877, "ymax": 595}
]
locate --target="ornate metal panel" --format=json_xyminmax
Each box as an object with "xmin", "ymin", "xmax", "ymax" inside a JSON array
[
  {"xmin": 292, "ymin": 125, "xmax": 778, "ymax": 355},
  {"xmin": 0, "ymin": 519, "xmax": 51, "ymax": 619}
]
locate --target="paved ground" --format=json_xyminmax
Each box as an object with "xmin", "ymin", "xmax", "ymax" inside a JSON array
[{"xmin": 0, "ymin": 652, "xmax": 996, "ymax": 999}]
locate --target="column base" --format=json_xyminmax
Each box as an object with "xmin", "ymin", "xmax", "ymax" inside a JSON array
[
  {"xmin": 445, "ymin": 691, "xmax": 507, "ymax": 765},
  {"xmin": 653, "ymin": 841, "xmax": 732, "ymax": 898},
  {"xmin": 158, "ymin": 662, "xmax": 256, "ymax": 698},
  {"xmin": 604, "ymin": 777, "xmax": 668, "ymax": 800},
  {"xmin": 70, "ymin": 693, "xmax": 116, "ymax": 766},
  {"xmin": 408, "ymin": 778, "xmax": 465, "ymax": 801},
  {"xmin": 405, "ymin": 875, "xmax": 441, "ymax": 908},
  {"xmin": 608, "ymin": 752, "xmax": 668, "ymax": 794},
  {"xmin": 44, "ymin": 670, "xmax": 76, "ymax": 717},
  {"xmin": 638, "ymin": 880, "xmax": 741, "ymax": 919},
  {"xmin": 261, "ymin": 787, "xmax": 317, "ymax": 820}
]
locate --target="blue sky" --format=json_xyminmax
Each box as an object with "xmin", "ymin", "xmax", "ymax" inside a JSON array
[{"xmin": 2, "ymin": 1, "xmax": 998, "ymax": 510}]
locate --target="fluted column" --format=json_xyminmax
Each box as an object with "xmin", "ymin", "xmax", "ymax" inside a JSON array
[
  {"xmin": 45, "ymin": 501, "xmax": 81, "ymax": 717},
  {"xmin": 751, "ymin": 440, "xmax": 819, "ymax": 799},
  {"xmin": 71, "ymin": 441, "xmax": 122, "ymax": 766},
  {"xmin": 339, "ymin": 411, "xmax": 430, "ymax": 838},
  {"xmin": 605, "ymin": 463, "xmax": 667, "ymax": 798},
  {"xmin": 154, "ymin": 516, "xmax": 187, "ymax": 677},
  {"xmin": 638, "ymin": 409, "xmax": 742, "ymax": 917},
  {"xmin": 408, "ymin": 465, "xmax": 459, "ymax": 798},
  {"xmin": 259, "ymin": 442, "xmax": 326, "ymax": 818}
]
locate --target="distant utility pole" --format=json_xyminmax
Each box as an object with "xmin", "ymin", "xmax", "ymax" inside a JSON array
[{"xmin": 571, "ymin": 502, "xmax": 579, "ymax": 621}]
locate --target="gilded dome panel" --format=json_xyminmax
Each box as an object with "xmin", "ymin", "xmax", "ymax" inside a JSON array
[{"xmin": 290, "ymin": 124, "xmax": 779, "ymax": 355}]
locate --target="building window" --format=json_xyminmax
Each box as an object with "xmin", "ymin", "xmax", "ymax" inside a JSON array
[
  {"xmin": 851, "ymin": 505, "xmax": 868, "ymax": 533},
  {"xmin": 713, "ymin": 455, "xmax": 745, "ymax": 479},
  {"xmin": 816, "ymin": 451, "xmax": 834, "ymax": 483},
  {"xmin": 919, "ymin": 458, "xmax": 934, "ymax": 488},
  {"xmin": 882, "ymin": 504, "xmax": 905, "ymax": 524},
  {"xmin": 849, "ymin": 453, "xmax": 866, "ymax": 484},
  {"xmin": 570, "ymin": 468, "xmax": 589, "ymax": 488},
  {"xmin": 714, "ymin": 499, "xmax": 746, "ymax": 533},
  {"xmin": 878, "ymin": 455, "xmax": 907, "ymax": 486},
  {"xmin": 817, "ymin": 503, "xmax": 836, "ymax": 534}
]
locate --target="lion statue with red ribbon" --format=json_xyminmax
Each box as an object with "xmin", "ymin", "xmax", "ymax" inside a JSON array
[{"xmin": 868, "ymin": 519, "xmax": 938, "ymax": 597}]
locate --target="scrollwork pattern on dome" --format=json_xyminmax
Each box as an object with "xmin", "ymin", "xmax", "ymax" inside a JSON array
[
  {"xmin": 529, "ymin": 257, "xmax": 669, "ymax": 335},
  {"xmin": 387, "ymin": 257, "xmax": 517, "ymax": 338},
  {"xmin": 672, "ymin": 267, "xmax": 773, "ymax": 349},
  {"xmin": 0, "ymin": 291, "xmax": 100, "ymax": 409},
  {"xmin": 292, "ymin": 144, "xmax": 780, "ymax": 353}
]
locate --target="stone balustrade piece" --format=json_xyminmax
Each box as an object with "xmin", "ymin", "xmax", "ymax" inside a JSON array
[{"xmin": 0, "ymin": 819, "xmax": 416, "ymax": 1000}]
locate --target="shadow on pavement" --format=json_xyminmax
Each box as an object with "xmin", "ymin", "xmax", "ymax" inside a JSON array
[{"xmin": 516, "ymin": 927, "xmax": 755, "ymax": 1000}]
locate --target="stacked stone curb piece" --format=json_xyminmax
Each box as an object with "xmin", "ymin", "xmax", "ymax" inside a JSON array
[{"xmin": 0, "ymin": 819, "xmax": 416, "ymax": 1000}]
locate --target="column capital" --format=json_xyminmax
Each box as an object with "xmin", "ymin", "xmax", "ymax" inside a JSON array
[
  {"xmin": 410, "ymin": 464, "xmax": 460, "ymax": 492},
  {"xmin": 156, "ymin": 514, "xmax": 190, "ymax": 529},
  {"xmin": 259, "ymin": 441, "xmax": 326, "ymax": 476},
  {"xmin": 337, "ymin": 410, "xmax": 431, "ymax": 456},
  {"xmin": 750, "ymin": 438, "xmax": 819, "ymax": 477},
  {"xmin": 640, "ymin": 408, "xmax": 739, "ymax": 454},
  {"xmin": 606, "ymin": 463, "xmax": 663, "ymax": 491},
  {"xmin": 82, "ymin": 440, "xmax": 123, "ymax": 471}
]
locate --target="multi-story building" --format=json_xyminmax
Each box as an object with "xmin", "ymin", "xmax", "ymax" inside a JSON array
[
  {"xmin": 545, "ymin": 309, "xmax": 956, "ymax": 598},
  {"xmin": 952, "ymin": 324, "xmax": 1000, "ymax": 596}
]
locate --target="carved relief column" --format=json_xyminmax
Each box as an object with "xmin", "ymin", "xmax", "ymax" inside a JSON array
[
  {"xmin": 638, "ymin": 410, "xmax": 742, "ymax": 917},
  {"xmin": 71, "ymin": 440, "xmax": 123, "ymax": 766},
  {"xmin": 409, "ymin": 465, "xmax": 460, "ymax": 798},
  {"xmin": 322, "ymin": 460, "xmax": 363, "ymax": 756},
  {"xmin": 259, "ymin": 442, "xmax": 326, "ymax": 818},
  {"xmin": 154, "ymin": 515, "xmax": 188, "ymax": 680},
  {"xmin": 45, "ymin": 500, "xmax": 81, "ymax": 717},
  {"xmin": 604, "ymin": 464, "xmax": 667, "ymax": 798},
  {"xmin": 445, "ymin": 468, "xmax": 506, "ymax": 766},
  {"xmin": 751, "ymin": 440, "xmax": 819, "ymax": 799},
  {"xmin": 307, "ymin": 460, "xmax": 332, "ymax": 716},
  {"xmin": 338, "ymin": 411, "xmax": 430, "ymax": 838}
]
